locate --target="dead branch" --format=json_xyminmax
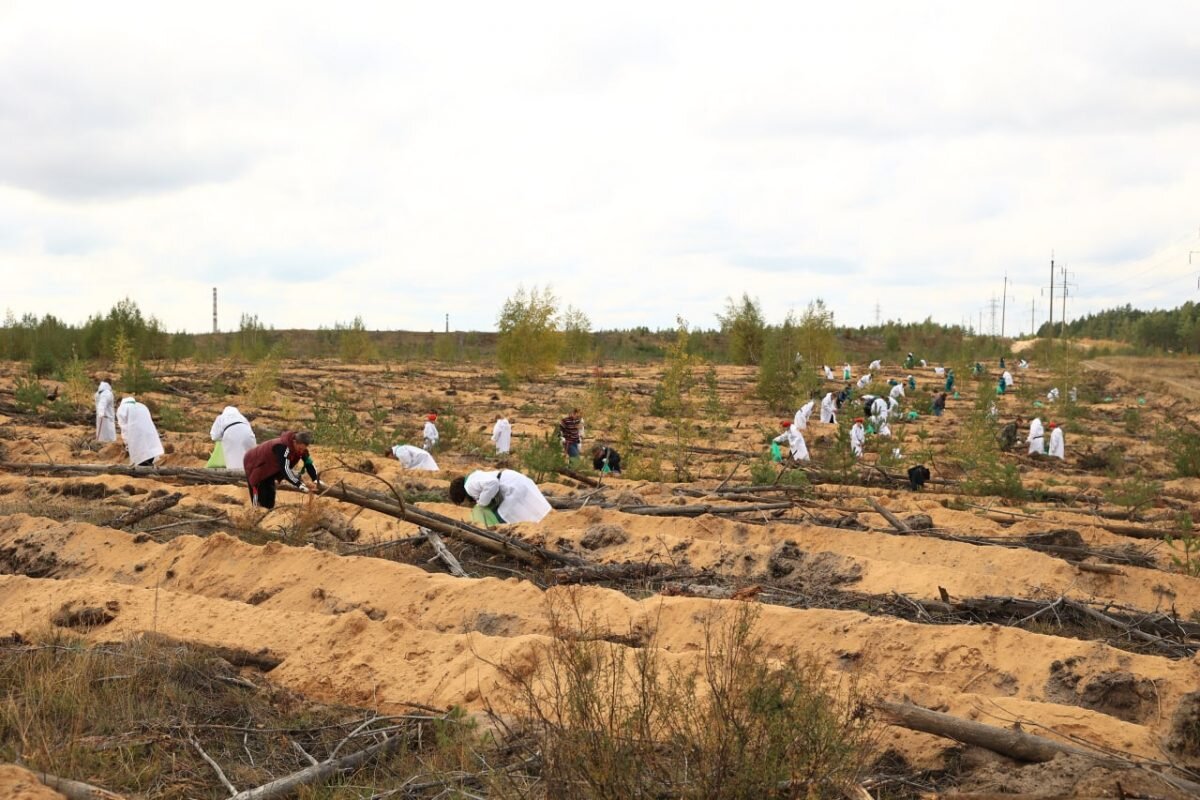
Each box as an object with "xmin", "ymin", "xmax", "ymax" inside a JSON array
[
  {"xmin": 421, "ymin": 528, "xmax": 468, "ymax": 577},
  {"xmin": 189, "ymin": 732, "xmax": 239, "ymax": 796},
  {"xmin": 867, "ymin": 497, "xmax": 912, "ymax": 533},
  {"xmin": 32, "ymin": 771, "xmax": 127, "ymax": 800},
  {"xmin": 228, "ymin": 732, "xmax": 403, "ymax": 800},
  {"xmin": 108, "ymin": 492, "xmax": 183, "ymax": 529}
]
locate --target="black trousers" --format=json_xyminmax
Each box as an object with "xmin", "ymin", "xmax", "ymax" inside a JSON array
[{"xmin": 249, "ymin": 479, "xmax": 277, "ymax": 509}]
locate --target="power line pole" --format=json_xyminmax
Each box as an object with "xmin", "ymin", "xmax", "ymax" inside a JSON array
[
  {"xmin": 1001, "ymin": 273, "xmax": 1008, "ymax": 337},
  {"xmin": 988, "ymin": 295, "xmax": 999, "ymax": 336},
  {"xmin": 212, "ymin": 287, "xmax": 218, "ymax": 334},
  {"xmin": 874, "ymin": 301, "xmax": 881, "ymax": 326},
  {"xmin": 1042, "ymin": 251, "xmax": 1055, "ymax": 340},
  {"xmin": 1049, "ymin": 252, "xmax": 1055, "ymax": 337},
  {"xmin": 1058, "ymin": 265, "xmax": 1076, "ymax": 337},
  {"xmin": 1030, "ymin": 297, "xmax": 1036, "ymax": 337},
  {"xmin": 445, "ymin": 313, "xmax": 449, "ymax": 334}
]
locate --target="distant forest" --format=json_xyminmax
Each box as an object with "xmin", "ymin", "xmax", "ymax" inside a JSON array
[
  {"xmin": 13, "ymin": 293, "xmax": 1174, "ymax": 382},
  {"xmin": 1036, "ymin": 302, "xmax": 1200, "ymax": 353}
]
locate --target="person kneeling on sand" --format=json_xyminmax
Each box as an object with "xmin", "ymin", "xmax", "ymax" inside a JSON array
[
  {"xmin": 386, "ymin": 443, "xmax": 439, "ymax": 471},
  {"xmin": 448, "ymin": 469, "xmax": 552, "ymax": 527},
  {"xmin": 592, "ymin": 444, "xmax": 623, "ymax": 474},
  {"xmin": 242, "ymin": 431, "xmax": 322, "ymax": 509}
]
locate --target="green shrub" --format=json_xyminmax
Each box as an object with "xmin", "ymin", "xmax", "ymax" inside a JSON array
[
  {"xmin": 1164, "ymin": 429, "xmax": 1200, "ymax": 478},
  {"xmin": 949, "ymin": 398, "xmax": 1024, "ymax": 499},
  {"xmin": 154, "ymin": 402, "xmax": 190, "ymax": 433},
  {"xmin": 13, "ymin": 376, "xmax": 48, "ymax": 413},
  {"xmin": 520, "ymin": 431, "xmax": 566, "ymax": 482},
  {"xmin": 1165, "ymin": 532, "xmax": 1200, "ymax": 577}
]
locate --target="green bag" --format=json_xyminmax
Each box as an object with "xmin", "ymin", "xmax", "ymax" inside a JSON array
[
  {"xmin": 770, "ymin": 442, "xmax": 783, "ymax": 463},
  {"xmin": 205, "ymin": 441, "xmax": 225, "ymax": 469},
  {"xmin": 471, "ymin": 505, "xmax": 503, "ymax": 528}
]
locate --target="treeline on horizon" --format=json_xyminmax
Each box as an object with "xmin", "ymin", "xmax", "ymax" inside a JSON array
[
  {"xmin": 1, "ymin": 292, "xmax": 1060, "ymax": 381},
  {"xmin": 1036, "ymin": 301, "xmax": 1200, "ymax": 353}
]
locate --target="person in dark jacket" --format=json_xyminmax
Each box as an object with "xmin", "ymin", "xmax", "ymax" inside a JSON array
[
  {"xmin": 932, "ymin": 392, "xmax": 947, "ymax": 417},
  {"xmin": 907, "ymin": 464, "xmax": 931, "ymax": 491},
  {"xmin": 592, "ymin": 445, "xmax": 622, "ymax": 475},
  {"xmin": 242, "ymin": 430, "xmax": 321, "ymax": 509}
]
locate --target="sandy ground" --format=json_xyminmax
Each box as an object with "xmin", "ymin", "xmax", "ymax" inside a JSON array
[
  {"xmin": 0, "ymin": 766, "xmax": 65, "ymax": 800},
  {"xmin": 2, "ymin": 354, "xmax": 1199, "ymax": 792}
]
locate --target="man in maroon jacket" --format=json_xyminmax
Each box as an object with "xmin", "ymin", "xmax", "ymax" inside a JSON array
[{"xmin": 242, "ymin": 430, "xmax": 322, "ymax": 509}]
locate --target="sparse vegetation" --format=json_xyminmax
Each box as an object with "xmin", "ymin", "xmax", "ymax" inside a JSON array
[
  {"xmin": 493, "ymin": 599, "xmax": 875, "ymax": 800},
  {"xmin": 1104, "ymin": 472, "xmax": 1161, "ymax": 521}
]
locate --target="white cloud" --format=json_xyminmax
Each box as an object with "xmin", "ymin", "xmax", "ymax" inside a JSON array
[{"xmin": 1, "ymin": 0, "xmax": 1199, "ymax": 337}]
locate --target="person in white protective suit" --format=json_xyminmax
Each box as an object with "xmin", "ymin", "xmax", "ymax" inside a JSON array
[
  {"xmin": 1047, "ymin": 423, "xmax": 1065, "ymax": 459},
  {"xmin": 820, "ymin": 392, "xmax": 838, "ymax": 424},
  {"xmin": 491, "ymin": 415, "xmax": 512, "ymax": 454},
  {"xmin": 1027, "ymin": 417, "xmax": 1045, "ymax": 456},
  {"xmin": 449, "ymin": 468, "xmax": 552, "ymax": 524},
  {"xmin": 423, "ymin": 414, "xmax": 439, "ymax": 451},
  {"xmin": 389, "ymin": 444, "xmax": 439, "ymax": 471},
  {"xmin": 1047, "ymin": 387, "xmax": 1060, "ymax": 403},
  {"xmin": 857, "ymin": 373, "xmax": 872, "ymax": 389},
  {"xmin": 117, "ymin": 397, "xmax": 164, "ymax": 467},
  {"xmin": 869, "ymin": 359, "xmax": 882, "ymax": 370},
  {"xmin": 793, "ymin": 397, "xmax": 815, "ymax": 430},
  {"xmin": 823, "ymin": 364, "xmax": 835, "ymax": 380},
  {"xmin": 210, "ymin": 406, "xmax": 257, "ymax": 471},
  {"xmin": 1002, "ymin": 370, "xmax": 1014, "ymax": 389},
  {"xmin": 94, "ymin": 381, "xmax": 116, "ymax": 442},
  {"xmin": 889, "ymin": 382, "xmax": 905, "ymax": 400},
  {"xmin": 773, "ymin": 421, "xmax": 810, "ymax": 462},
  {"xmin": 850, "ymin": 418, "xmax": 866, "ymax": 458}
]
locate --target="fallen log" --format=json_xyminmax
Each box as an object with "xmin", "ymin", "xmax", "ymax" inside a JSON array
[
  {"xmin": 876, "ymin": 699, "xmax": 1095, "ymax": 762},
  {"xmin": 0, "ymin": 461, "xmax": 587, "ymax": 568},
  {"xmin": 319, "ymin": 483, "xmax": 587, "ymax": 568},
  {"xmin": 981, "ymin": 507, "xmax": 1172, "ymax": 541},
  {"xmin": 0, "ymin": 462, "xmax": 247, "ymax": 485},
  {"xmin": 32, "ymin": 771, "xmax": 127, "ymax": 800},
  {"xmin": 867, "ymin": 497, "xmax": 912, "ymax": 533},
  {"xmin": 877, "ymin": 700, "xmax": 1200, "ymax": 797},
  {"xmin": 108, "ymin": 491, "xmax": 183, "ymax": 529},
  {"xmin": 545, "ymin": 495, "xmax": 794, "ymax": 517},
  {"xmin": 556, "ymin": 467, "xmax": 600, "ymax": 487}
]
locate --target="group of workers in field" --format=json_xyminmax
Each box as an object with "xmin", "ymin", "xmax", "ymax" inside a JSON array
[
  {"xmin": 90, "ymin": 354, "xmax": 1067, "ymax": 526},
  {"xmin": 92, "ymin": 384, "xmax": 622, "ymax": 526},
  {"xmin": 769, "ymin": 355, "xmax": 1067, "ymax": 467}
]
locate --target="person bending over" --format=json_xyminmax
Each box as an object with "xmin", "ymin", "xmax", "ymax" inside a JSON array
[
  {"xmin": 448, "ymin": 469, "xmax": 552, "ymax": 527},
  {"xmin": 242, "ymin": 431, "xmax": 322, "ymax": 509}
]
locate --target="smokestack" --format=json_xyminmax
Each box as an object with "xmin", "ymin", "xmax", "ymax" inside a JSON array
[{"xmin": 212, "ymin": 287, "xmax": 218, "ymax": 334}]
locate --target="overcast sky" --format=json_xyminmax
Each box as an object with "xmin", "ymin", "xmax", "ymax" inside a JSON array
[{"xmin": 2, "ymin": 1, "xmax": 1199, "ymax": 336}]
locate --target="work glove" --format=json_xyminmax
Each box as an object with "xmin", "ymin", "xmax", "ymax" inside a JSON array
[{"xmin": 297, "ymin": 483, "xmax": 310, "ymax": 494}]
